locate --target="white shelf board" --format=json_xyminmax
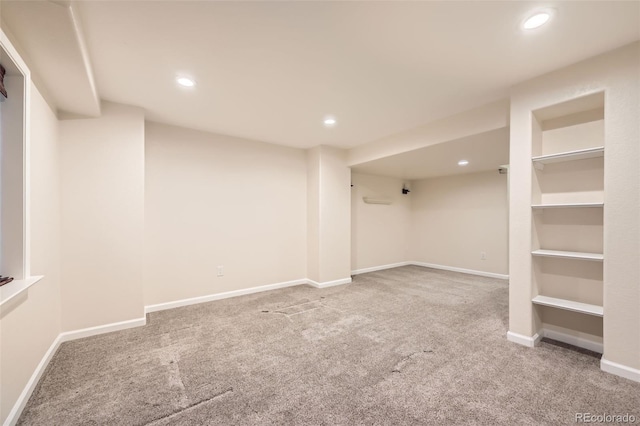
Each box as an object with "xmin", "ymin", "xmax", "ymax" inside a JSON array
[
  {"xmin": 531, "ymin": 249, "xmax": 603, "ymax": 261},
  {"xmin": 532, "ymin": 202, "xmax": 604, "ymax": 209},
  {"xmin": 0, "ymin": 276, "xmax": 44, "ymax": 308},
  {"xmin": 532, "ymin": 295, "xmax": 603, "ymax": 317},
  {"xmin": 532, "ymin": 147, "xmax": 604, "ymax": 165}
]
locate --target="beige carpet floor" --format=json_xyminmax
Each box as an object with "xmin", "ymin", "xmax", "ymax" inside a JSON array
[{"xmin": 18, "ymin": 266, "xmax": 640, "ymax": 425}]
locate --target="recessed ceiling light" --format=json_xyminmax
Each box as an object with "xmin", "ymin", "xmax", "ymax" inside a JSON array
[
  {"xmin": 177, "ymin": 77, "xmax": 195, "ymax": 87},
  {"xmin": 523, "ymin": 12, "xmax": 551, "ymax": 30},
  {"xmin": 458, "ymin": 160, "xmax": 469, "ymax": 166},
  {"xmin": 323, "ymin": 116, "xmax": 337, "ymax": 127}
]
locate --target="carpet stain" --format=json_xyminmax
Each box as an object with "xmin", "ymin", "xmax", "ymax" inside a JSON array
[
  {"xmin": 392, "ymin": 350, "xmax": 434, "ymax": 373},
  {"xmin": 274, "ymin": 300, "xmax": 324, "ymax": 316},
  {"xmin": 158, "ymin": 336, "xmax": 189, "ymax": 408},
  {"xmin": 144, "ymin": 388, "xmax": 234, "ymax": 425},
  {"xmin": 264, "ymin": 300, "xmax": 343, "ymax": 320}
]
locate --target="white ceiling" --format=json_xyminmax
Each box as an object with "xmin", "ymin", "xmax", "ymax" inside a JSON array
[
  {"xmin": 352, "ymin": 127, "xmax": 509, "ymax": 180},
  {"xmin": 1, "ymin": 1, "xmax": 639, "ymax": 150}
]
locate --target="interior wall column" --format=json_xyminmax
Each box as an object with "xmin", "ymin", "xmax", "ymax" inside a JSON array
[
  {"xmin": 59, "ymin": 101, "xmax": 145, "ymax": 331},
  {"xmin": 306, "ymin": 146, "xmax": 351, "ymax": 285}
]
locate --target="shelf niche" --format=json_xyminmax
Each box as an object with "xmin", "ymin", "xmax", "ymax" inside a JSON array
[
  {"xmin": 532, "ymin": 92, "xmax": 605, "ymax": 207},
  {"xmin": 532, "ymin": 207, "xmax": 603, "ymax": 255},
  {"xmin": 530, "ymin": 91, "xmax": 606, "ymax": 352}
]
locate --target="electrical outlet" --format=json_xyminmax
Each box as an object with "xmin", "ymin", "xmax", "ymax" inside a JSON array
[
  {"xmin": 480, "ymin": 252, "xmax": 486, "ymax": 260},
  {"xmin": 217, "ymin": 265, "xmax": 224, "ymax": 277}
]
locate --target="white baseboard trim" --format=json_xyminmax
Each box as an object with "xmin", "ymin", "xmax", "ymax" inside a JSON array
[
  {"xmin": 351, "ymin": 262, "xmax": 411, "ymax": 275},
  {"xmin": 3, "ymin": 334, "xmax": 63, "ymax": 426},
  {"xmin": 507, "ymin": 331, "xmax": 542, "ymax": 348},
  {"xmin": 144, "ymin": 279, "xmax": 308, "ymax": 314},
  {"xmin": 541, "ymin": 327, "xmax": 603, "ymax": 354},
  {"xmin": 601, "ymin": 358, "xmax": 640, "ymax": 383},
  {"xmin": 411, "ymin": 261, "xmax": 509, "ymax": 280},
  {"xmin": 58, "ymin": 317, "xmax": 147, "ymax": 342},
  {"xmin": 306, "ymin": 277, "xmax": 352, "ymax": 288}
]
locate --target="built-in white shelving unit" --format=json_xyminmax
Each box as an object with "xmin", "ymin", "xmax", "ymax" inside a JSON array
[{"xmin": 530, "ymin": 92, "xmax": 605, "ymax": 351}]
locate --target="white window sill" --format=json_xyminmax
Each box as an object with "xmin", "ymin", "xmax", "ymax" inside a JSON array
[{"xmin": 0, "ymin": 275, "xmax": 44, "ymax": 308}]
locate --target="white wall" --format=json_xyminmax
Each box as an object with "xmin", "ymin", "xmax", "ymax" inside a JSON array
[
  {"xmin": 144, "ymin": 122, "xmax": 307, "ymax": 306},
  {"xmin": 409, "ymin": 171, "xmax": 509, "ymax": 275},
  {"xmin": 59, "ymin": 102, "xmax": 145, "ymax": 331},
  {"xmin": 509, "ymin": 42, "xmax": 639, "ymax": 372},
  {"xmin": 0, "ymin": 82, "xmax": 62, "ymax": 425},
  {"xmin": 351, "ymin": 173, "xmax": 410, "ymax": 272}
]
